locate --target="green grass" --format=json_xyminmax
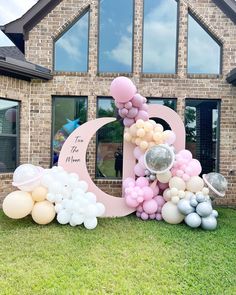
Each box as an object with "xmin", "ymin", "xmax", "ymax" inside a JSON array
[{"xmin": 0, "ymin": 208, "xmax": 235, "ymax": 295}]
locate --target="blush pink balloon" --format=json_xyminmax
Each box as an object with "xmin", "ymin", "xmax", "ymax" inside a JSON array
[
  {"xmin": 143, "ymin": 199, "xmax": 158, "ymax": 214},
  {"xmin": 110, "ymin": 77, "xmax": 137, "ymax": 103},
  {"xmin": 115, "ymin": 101, "xmax": 124, "ymax": 109},
  {"xmin": 149, "ymin": 214, "xmax": 156, "ymax": 219},
  {"xmin": 133, "ymin": 147, "xmax": 143, "ymax": 159},
  {"xmin": 140, "ymin": 103, "xmax": 148, "ymax": 111},
  {"xmin": 141, "ymin": 212, "xmax": 149, "ymax": 220},
  {"xmin": 136, "ymin": 205, "xmax": 143, "ymax": 212},
  {"xmin": 123, "ymin": 117, "xmax": 135, "ymax": 127},
  {"xmin": 134, "ymin": 163, "xmax": 145, "ymax": 177},
  {"xmin": 138, "ymin": 155, "xmax": 146, "ymax": 169},
  {"xmin": 154, "ymin": 195, "xmax": 166, "ymax": 207},
  {"xmin": 136, "ymin": 177, "xmax": 149, "ymax": 188},
  {"xmin": 127, "ymin": 107, "xmax": 138, "ymax": 119},
  {"xmin": 152, "ymin": 185, "xmax": 160, "ymax": 196},
  {"xmin": 125, "ymin": 196, "xmax": 139, "ymax": 208},
  {"xmin": 182, "ymin": 173, "xmax": 190, "ymax": 182},
  {"xmin": 131, "ymin": 94, "xmax": 144, "ymax": 108},
  {"xmin": 125, "ymin": 102, "xmax": 132, "ymax": 109},
  {"xmin": 120, "ymin": 108, "xmax": 129, "ymax": 116},
  {"xmin": 156, "ymin": 213, "xmax": 162, "ymax": 220},
  {"xmin": 179, "ymin": 150, "xmax": 193, "ymax": 161},
  {"xmin": 136, "ymin": 211, "xmax": 141, "ymax": 217},
  {"xmin": 123, "ymin": 177, "xmax": 135, "ymax": 188},
  {"xmin": 164, "ymin": 130, "xmax": 176, "ymax": 145},
  {"xmin": 142, "ymin": 187, "xmax": 154, "ymax": 200},
  {"xmin": 189, "ymin": 159, "xmax": 202, "ymax": 176},
  {"xmin": 135, "ymin": 110, "xmax": 149, "ymax": 121}
]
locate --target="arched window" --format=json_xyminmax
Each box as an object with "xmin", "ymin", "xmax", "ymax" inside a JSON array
[
  {"xmin": 54, "ymin": 10, "xmax": 89, "ymax": 72},
  {"xmin": 98, "ymin": 0, "xmax": 134, "ymax": 73},
  {"xmin": 187, "ymin": 13, "xmax": 221, "ymax": 74},
  {"xmin": 143, "ymin": 0, "xmax": 178, "ymax": 74}
]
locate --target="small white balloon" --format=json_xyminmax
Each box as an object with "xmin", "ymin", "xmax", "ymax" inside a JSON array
[
  {"xmin": 72, "ymin": 188, "xmax": 85, "ymax": 199},
  {"xmin": 47, "ymin": 193, "xmax": 56, "ymax": 203},
  {"xmin": 78, "ymin": 180, "xmax": 89, "ymax": 192},
  {"xmin": 96, "ymin": 203, "xmax": 105, "ymax": 217},
  {"xmin": 48, "ymin": 181, "xmax": 63, "ymax": 194},
  {"xmin": 55, "ymin": 203, "xmax": 63, "ymax": 213},
  {"xmin": 85, "ymin": 192, "xmax": 97, "ymax": 203},
  {"xmin": 84, "ymin": 217, "xmax": 98, "ymax": 230},
  {"xmin": 41, "ymin": 174, "xmax": 53, "ymax": 187},
  {"xmin": 69, "ymin": 173, "xmax": 79, "ymax": 180},
  {"xmin": 70, "ymin": 214, "xmax": 84, "ymax": 225},
  {"xmin": 86, "ymin": 204, "xmax": 98, "ymax": 218},
  {"xmin": 57, "ymin": 210, "xmax": 70, "ymax": 224}
]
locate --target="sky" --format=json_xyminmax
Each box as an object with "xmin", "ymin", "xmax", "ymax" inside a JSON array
[{"xmin": 0, "ymin": 0, "xmax": 38, "ymax": 46}]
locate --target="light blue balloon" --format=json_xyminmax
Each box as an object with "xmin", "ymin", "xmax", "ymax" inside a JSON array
[
  {"xmin": 185, "ymin": 213, "xmax": 201, "ymax": 228},
  {"xmin": 211, "ymin": 209, "xmax": 219, "ymax": 218},
  {"xmin": 201, "ymin": 216, "xmax": 217, "ymax": 230},
  {"xmin": 196, "ymin": 194, "xmax": 206, "ymax": 203},
  {"xmin": 178, "ymin": 199, "xmax": 195, "ymax": 215},
  {"xmin": 196, "ymin": 202, "xmax": 212, "ymax": 217},
  {"xmin": 190, "ymin": 198, "xmax": 198, "ymax": 207}
]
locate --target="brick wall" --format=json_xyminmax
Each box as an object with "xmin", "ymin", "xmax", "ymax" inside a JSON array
[{"xmin": 1, "ymin": 0, "xmax": 236, "ymax": 206}]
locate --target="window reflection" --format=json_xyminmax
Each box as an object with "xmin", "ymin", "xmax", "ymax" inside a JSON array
[
  {"xmin": 185, "ymin": 100, "xmax": 220, "ymax": 173},
  {"xmin": 143, "ymin": 0, "xmax": 177, "ymax": 73},
  {"xmin": 0, "ymin": 99, "xmax": 19, "ymax": 173},
  {"xmin": 96, "ymin": 98, "xmax": 124, "ymax": 178},
  {"xmin": 98, "ymin": 0, "xmax": 133, "ymax": 73},
  {"xmin": 54, "ymin": 11, "xmax": 89, "ymax": 72},
  {"xmin": 188, "ymin": 14, "xmax": 221, "ymax": 74},
  {"xmin": 52, "ymin": 97, "xmax": 87, "ymax": 165}
]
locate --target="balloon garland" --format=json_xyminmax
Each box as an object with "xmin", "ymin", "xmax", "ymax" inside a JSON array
[{"xmin": 2, "ymin": 77, "xmax": 228, "ymax": 231}]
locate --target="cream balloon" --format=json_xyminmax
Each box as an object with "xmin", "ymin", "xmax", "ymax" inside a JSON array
[
  {"xmin": 31, "ymin": 186, "xmax": 48, "ymax": 202},
  {"xmin": 31, "ymin": 201, "xmax": 56, "ymax": 225},
  {"xmin": 156, "ymin": 171, "xmax": 172, "ymax": 183},
  {"xmin": 162, "ymin": 201, "xmax": 185, "ymax": 224},
  {"xmin": 169, "ymin": 177, "xmax": 186, "ymax": 191},
  {"xmin": 3, "ymin": 191, "xmax": 34, "ymax": 219},
  {"xmin": 186, "ymin": 176, "xmax": 204, "ymax": 193}
]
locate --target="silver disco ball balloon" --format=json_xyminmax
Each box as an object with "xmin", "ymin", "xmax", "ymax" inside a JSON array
[
  {"xmin": 144, "ymin": 144, "xmax": 175, "ymax": 174},
  {"xmin": 203, "ymin": 172, "xmax": 228, "ymax": 198}
]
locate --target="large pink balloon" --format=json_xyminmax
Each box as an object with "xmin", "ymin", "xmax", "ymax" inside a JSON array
[{"xmin": 110, "ymin": 77, "xmax": 137, "ymax": 103}]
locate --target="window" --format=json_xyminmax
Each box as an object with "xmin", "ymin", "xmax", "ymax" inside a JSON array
[
  {"xmin": 187, "ymin": 14, "xmax": 221, "ymax": 74},
  {"xmin": 52, "ymin": 97, "xmax": 87, "ymax": 165},
  {"xmin": 0, "ymin": 99, "xmax": 19, "ymax": 173},
  {"xmin": 98, "ymin": 0, "xmax": 133, "ymax": 73},
  {"xmin": 185, "ymin": 100, "xmax": 220, "ymax": 174},
  {"xmin": 54, "ymin": 10, "xmax": 89, "ymax": 72},
  {"xmin": 96, "ymin": 97, "xmax": 124, "ymax": 178},
  {"xmin": 147, "ymin": 98, "xmax": 177, "ymax": 130},
  {"xmin": 143, "ymin": 0, "xmax": 178, "ymax": 74}
]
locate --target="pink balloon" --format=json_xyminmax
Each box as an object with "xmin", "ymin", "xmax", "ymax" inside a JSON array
[
  {"xmin": 182, "ymin": 173, "xmax": 190, "ymax": 182},
  {"xmin": 176, "ymin": 169, "xmax": 184, "ymax": 177},
  {"xmin": 149, "ymin": 214, "xmax": 156, "ymax": 219},
  {"xmin": 154, "ymin": 195, "xmax": 166, "ymax": 207},
  {"xmin": 138, "ymin": 155, "xmax": 146, "ymax": 169},
  {"xmin": 125, "ymin": 102, "xmax": 132, "ymax": 109},
  {"xmin": 179, "ymin": 150, "xmax": 193, "ymax": 161},
  {"xmin": 115, "ymin": 101, "xmax": 124, "ymax": 109},
  {"xmin": 143, "ymin": 199, "xmax": 158, "ymax": 214},
  {"xmin": 127, "ymin": 107, "xmax": 138, "ymax": 119},
  {"xmin": 189, "ymin": 159, "xmax": 202, "ymax": 176},
  {"xmin": 136, "ymin": 205, "xmax": 144, "ymax": 213},
  {"xmin": 155, "ymin": 213, "xmax": 162, "ymax": 221},
  {"xmin": 142, "ymin": 97, "xmax": 147, "ymax": 103},
  {"xmin": 118, "ymin": 109, "xmax": 125, "ymax": 118},
  {"xmin": 142, "ymin": 187, "xmax": 154, "ymax": 200},
  {"xmin": 133, "ymin": 147, "xmax": 143, "ymax": 159},
  {"xmin": 110, "ymin": 77, "xmax": 137, "ymax": 103},
  {"xmin": 120, "ymin": 108, "xmax": 129, "ymax": 116},
  {"xmin": 123, "ymin": 177, "xmax": 135, "ymax": 188},
  {"xmin": 123, "ymin": 117, "xmax": 135, "ymax": 127},
  {"xmin": 125, "ymin": 196, "xmax": 139, "ymax": 208},
  {"xmin": 136, "ymin": 211, "xmax": 141, "ymax": 218},
  {"xmin": 152, "ymin": 185, "xmax": 160, "ymax": 196},
  {"xmin": 136, "ymin": 177, "xmax": 149, "ymax": 188},
  {"xmin": 135, "ymin": 110, "xmax": 149, "ymax": 122},
  {"xmin": 134, "ymin": 163, "xmax": 145, "ymax": 177},
  {"xmin": 164, "ymin": 130, "xmax": 176, "ymax": 145},
  {"xmin": 131, "ymin": 94, "xmax": 144, "ymax": 108},
  {"xmin": 158, "ymin": 182, "xmax": 169, "ymax": 191},
  {"xmin": 141, "ymin": 212, "xmax": 149, "ymax": 220},
  {"xmin": 140, "ymin": 103, "xmax": 148, "ymax": 111}
]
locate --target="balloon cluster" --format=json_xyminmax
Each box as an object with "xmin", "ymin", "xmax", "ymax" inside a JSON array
[
  {"xmin": 3, "ymin": 164, "xmax": 105, "ymax": 230},
  {"xmin": 110, "ymin": 77, "xmax": 149, "ymax": 127},
  {"xmin": 124, "ymin": 119, "xmax": 176, "ymax": 151},
  {"xmin": 178, "ymin": 191, "xmax": 218, "ymax": 230},
  {"xmin": 110, "ymin": 76, "xmax": 228, "ymax": 230}
]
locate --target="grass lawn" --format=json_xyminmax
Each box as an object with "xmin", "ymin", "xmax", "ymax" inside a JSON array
[{"xmin": 0, "ymin": 208, "xmax": 235, "ymax": 295}]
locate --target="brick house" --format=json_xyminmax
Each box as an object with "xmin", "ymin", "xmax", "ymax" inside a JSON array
[{"xmin": 0, "ymin": 0, "xmax": 236, "ymax": 205}]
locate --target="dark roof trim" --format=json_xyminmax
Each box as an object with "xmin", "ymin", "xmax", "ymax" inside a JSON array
[
  {"xmin": 226, "ymin": 68, "xmax": 236, "ymax": 85},
  {"xmin": 212, "ymin": 0, "xmax": 236, "ymax": 24},
  {"xmin": 0, "ymin": 56, "xmax": 52, "ymax": 81},
  {"xmin": 1, "ymin": 0, "xmax": 63, "ymax": 53}
]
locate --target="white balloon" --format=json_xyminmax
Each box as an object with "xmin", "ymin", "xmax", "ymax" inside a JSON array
[
  {"xmin": 69, "ymin": 173, "xmax": 79, "ymax": 181},
  {"xmin": 78, "ymin": 180, "xmax": 88, "ymax": 192},
  {"xmin": 69, "ymin": 220, "xmax": 77, "ymax": 227},
  {"xmin": 84, "ymin": 217, "xmax": 98, "ymax": 230},
  {"xmin": 57, "ymin": 210, "xmax": 70, "ymax": 224},
  {"xmin": 47, "ymin": 193, "xmax": 56, "ymax": 203},
  {"xmin": 70, "ymin": 214, "xmax": 84, "ymax": 225},
  {"xmin": 55, "ymin": 203, "xmax": 63, "ymax": 213},
  {"xmin": 41, "ymin": 174, "xmax": 53, "ymax": 187},
  {"xmin": 68, "ymin": 178, "xmax": 80, "ymax": 189},
  {"xmin": 72, "ymin": 188, "xmax": 85, "ymax": 199},
  {"xmin": 85, "ymin": 192, "xmax": 97, "ymax": 203},
  {"xmin": 48, "ymin": 181, "xmax": 63, "ymax": 194},
  {"xmin": 96, "ymin": 203, "xmax": 105, "ymax": 217},
  {"xmin": 86, "ymin": 204, "xmax": 98, "ymax": 218}
]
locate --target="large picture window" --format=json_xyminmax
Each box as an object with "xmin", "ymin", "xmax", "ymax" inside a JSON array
[
  {"xmin": 54, "ymin": 10, "xmax": 89, "ymax": 72},
  {"xmin": 143, "ymin": 0, "xmax": 178, "ymax": 74},
  {"xmin": 0, "ymin": 99, "xmax": 19, "ymax": 173},
  {"xmin": 185, "ymin": 99, "xmax": 220, "ymax": 174},
  {"xmin": 96, "ymin": 97, "xmax": 124, "ymax": 178},
  {"xmin": 52, "ymin": 97, "xmax": 87, "ymax": 165},
  {"xmin": 187, "ymin": 13, "xmax": 221, "ymax": 74},
  {"xmin": 98, "ymin": 0, "xmax": 134, "ymax": 73}
]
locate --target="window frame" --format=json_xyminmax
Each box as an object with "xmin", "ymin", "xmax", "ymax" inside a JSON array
[
  {"xmin": 95, "ymin": 96, "xmax": 124, "ymax": 180},
  {"xmin": 53, "ymin": 7, "xmax": 91, "ymax": 73},
  {"xmin": 142, "ymin": 0, "xmax": 179, "ymax": 75},
  {"xmin": 187, "ymin": 11, "xmax": 223, "ymax": 75},
  {"xmin": 185, "ymin": 98, "xmax": 221, "ymax": 173},
  {"xmin": 97, "ymin": 0, "xmax": 135, "ymax": 74},
  {"xmin": 51, "ymin": 96, "xmax": 88, "ymax": 167},
  {"xmin": 0, "ymin": 98, "xmax": 20, "ymax": 174},
  {"xmin": 147, "ymin": 97, "xmax": 177, "ymax": 110}
]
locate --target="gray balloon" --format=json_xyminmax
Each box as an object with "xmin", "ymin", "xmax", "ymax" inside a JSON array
[
  {"xmin": 196, "ymin": 194, "xmax": 206, "ymax": 203},
  {"xmin": 211, "ymin": 209, "xmax": 219, "ymax": 218},
  {"xmin": 196, "ymin": 202, "xmax": 212, "ymax": 217},
  {"xmin": 190, "ymin": 197, "xmax": 198, "ymax": 207},
  {"xmin": 185, "ymin": 213, "xmax": 201, "ymax": 228},
  {"xmin": 178, "ymin": 199, "xmax": 195, "ymax": 215},
  {"xmin": 201, "ymin": 216, "xmax": 217, "ymax": 230}
]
